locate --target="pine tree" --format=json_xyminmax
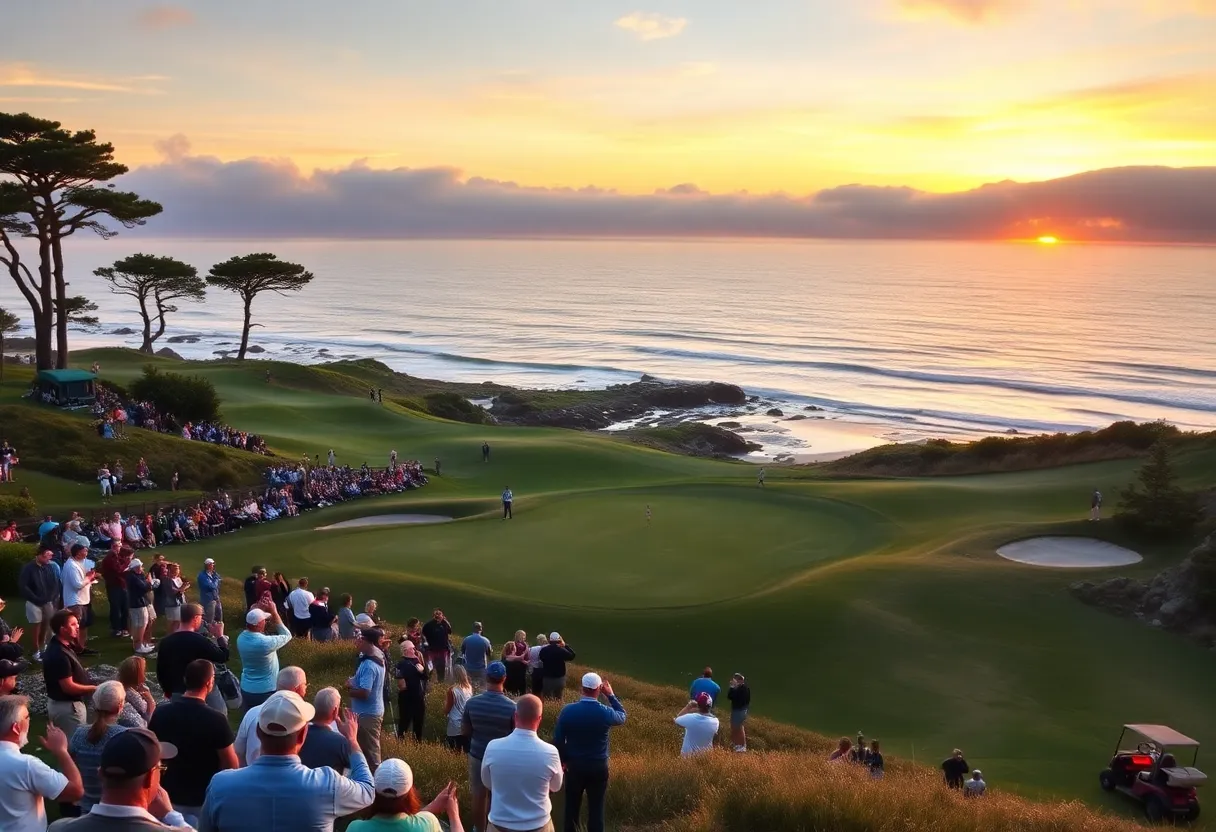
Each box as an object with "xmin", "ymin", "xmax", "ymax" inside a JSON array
[{"xmin": 1117, "ymin": 441, "xmax": 1201, "ymax": 538}]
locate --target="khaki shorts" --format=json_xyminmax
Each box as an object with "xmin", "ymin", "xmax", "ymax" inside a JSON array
[
  {"xmin": 166, "ymin": 606, "xmax": 181, "ymax": 622},
  {"xmin": 130, "ymin": 606, "xmax": 151, "ymax": 628},
  {"xmin": 26, "ymin": 601, "xmax": 55, "ymax": 624}
]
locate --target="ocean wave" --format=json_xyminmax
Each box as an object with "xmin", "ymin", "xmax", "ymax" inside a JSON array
[{"xmin": 627, "ymin": 347, "xmax": 1216, "ymax": 415}]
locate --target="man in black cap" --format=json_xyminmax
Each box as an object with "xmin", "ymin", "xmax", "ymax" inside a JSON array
[
  {"xmin": 47, "ymin": 728, "xmax": 191, "ymax": 830},
  {"xmin": 0, "ymin": 658, "xmax": 29, "ymax": 695}
]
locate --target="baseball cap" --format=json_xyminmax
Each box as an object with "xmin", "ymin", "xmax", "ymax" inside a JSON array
[
  {"xmin": 581, "ymin": 672, "xmax": 602, "ymax": 689},
  {"xmin": 362, "ymin": 627, "xmax": 385, "ymax": 643},
  {"xmin": 973, "ymin": 769, "xmax": 983, "ymax": 776},
  {"xmin": 127, "ymin": 558, "xmax": 143, "ymax": 571},
  {"xmin": 0, "ymin": 658, "xmax": 30, "ymax": 678},
  {"xmin": 246, "ymin": 608, "xmax": 272, "ymax": 625},
  {"xmin": 257, "ymin": 690, "xmax": 316, "ymax": 736},
  {"xmin": 549, "ymin": 631, "xmax": 561, "ymax": 641},
  {"xmin": 695, "ymin": 692, "xmax": 713, "ymax": 708},
  {"xmin": 486, "ymin": 661, "xmax": 507, "ymax": 681},
  {"xmin": 99, "ymin": 728, "xmax": 177, "ymax": 778},
  {"xmin": 203, "ymin": 558, "xmax": 215, "ymax": 566},
  {"xmin": 354, "ymin": 613, "xmax": 374, "ymax": 627},
  {"xmin": 374, "ymin": 758, "xmax": 414, "ymax": 797}
]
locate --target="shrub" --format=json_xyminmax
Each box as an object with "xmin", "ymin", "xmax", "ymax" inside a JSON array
[
  {"xmin": 0, "ymin": 543, "xmax": 34, "ymax": 596},
  {"xmin": 1192, "ymin": 537, "xmax": 1216, "ymax": 615},
  {"xmin": 130, "ymin": 365, "xmax": 221, "ymax": 423},
  {"xmin": 421, "ymin": 392, "xmax": 492, "ymax": 424},
  {"xmin": 0, "ymin": 494, "xmax": 36, "ymax": 518}
]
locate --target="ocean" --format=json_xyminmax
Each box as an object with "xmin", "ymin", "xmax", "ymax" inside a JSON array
[{"xmin": 30, "ymin": 237, "xmax": 1216, "ymax": 459}]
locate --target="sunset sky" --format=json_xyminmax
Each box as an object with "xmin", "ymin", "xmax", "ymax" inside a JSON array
[{"xmin": 5, "ymin": 0, "xmax": 1214, "ymax": 197}]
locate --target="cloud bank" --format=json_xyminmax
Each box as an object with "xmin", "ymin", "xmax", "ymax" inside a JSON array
[{"xmin": 119, "ymin": 147, "xmax": 1216, "ymax": 243}]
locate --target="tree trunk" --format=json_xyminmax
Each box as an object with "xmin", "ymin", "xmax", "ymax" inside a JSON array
[
  {"xmin": 37, "ymin": 237, "xmax": 55, "ymax": 371},
  {"xmin": 139, "ymin": 294, "xmax": 154, "ymax": 353},
  {"xmin": 237, "ymin": 296, "xmax": 252, "ymax": 360},
  {"xmin": 51, "ymin": 235, "xmax": 68, "ymax": 369},
  {"xmin": 149, "ymin": 295, "xmax": 169, "ymax": 350},
  {"xmin": 0, "ymin": 334, "xmax": 5, "ymax": 380}
]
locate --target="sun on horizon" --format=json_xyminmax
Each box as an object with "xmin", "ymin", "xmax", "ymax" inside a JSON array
[{"xmin": 1037, "ymin": 236, "xmax": 1060, "ymax": 245}]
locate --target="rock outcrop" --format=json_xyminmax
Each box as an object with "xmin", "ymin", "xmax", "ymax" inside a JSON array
[
  {"xmin": 1070, "ymin": 534, "xmax": 1216, "ymax": 646},
  {"xmin": 490, "ymin": 380, "xmax": 747, "ymax": 430}
]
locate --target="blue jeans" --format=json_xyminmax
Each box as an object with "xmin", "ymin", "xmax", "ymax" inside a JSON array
[{"xmin": 564, "ymin": 760, "xmax": 609, "ymax": 832}]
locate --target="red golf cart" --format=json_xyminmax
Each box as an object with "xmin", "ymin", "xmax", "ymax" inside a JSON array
[{"xmin": 1100, "ymin": 724, "xmax": 1204, "ymax": 822}]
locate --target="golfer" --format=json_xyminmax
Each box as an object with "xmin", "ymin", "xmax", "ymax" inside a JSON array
[
  {"xmin": 502, "ymin": 486, "xmax": 513, "ymax": 520},
  {"xmin": 757, "ymin": 468, "xmax": 766, "ymax": 488},
  {"xmin": 1090, "ymin": 489, "xmax": 1102, "ymax": 521}
]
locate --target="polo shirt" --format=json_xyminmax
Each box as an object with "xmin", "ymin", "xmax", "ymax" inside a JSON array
[
  {"xmin": 299, "ymin": 722, "xmax": 352, "ymax": 773},
  {"xmin": 236, "ymin": 623, "xmax": 292, "ymax": 694},
  {"xmin": 43, "ymin": 639, "xmax": 90, "ymax": 702},
  {"xmin": 287, "ymin": 588, "xmax": 315, "ymax": 620},
  {"xmin": 460, "ymin": 634, "xmax": 492, "ymax": 671},
  {"xmin": 689, "ymin": 677, "xmax": 720, "ymax": 703},
  {"xmin": 552, "ymin": 695, "xmax": 627, "ymax": 765},
  {"xmin": 350, "ymin": 655, "xmax": 386, "ymax": 718},
  {"xmin": 0, "ymin": 739, "xmax": 69, "ymax": 832},
  {"xmin": 675, "ymin": 712, "xmax": 719, "ymax": 756},
  {"xmin": 481, "ymin": 729, "xmax": 563, "ymax": 832},
  {"xmin": 461, "ymin": 690, "xmax": 517, "ymax": 760}
]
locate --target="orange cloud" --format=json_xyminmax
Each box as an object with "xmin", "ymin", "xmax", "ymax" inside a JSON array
[
  {"xmin": 896, "ymin": 0, "xmax": 1024, "ymax": 23},
  {"xmin": 615, "ymin": 12, "xmax": 688, "ymax": 40},
  {"xmin": 137, "ymin": 4, "xmax": 196, "ymax": 29}
]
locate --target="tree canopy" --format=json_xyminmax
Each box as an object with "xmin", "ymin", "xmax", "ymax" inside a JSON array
[
  {"xmin": 207, "ymin": 253, "xmax": 314, "ymax": 359},
  {"xmin": 0, "ymin": 112, "xmax": 161, "ymax": 369},
  {"xmin": 96, "ymin": 253, "xmax": 205, "ymax": 353},
  {"xmin": 0, "ymin": 306, "xmax": 19, "ymax": 380}
]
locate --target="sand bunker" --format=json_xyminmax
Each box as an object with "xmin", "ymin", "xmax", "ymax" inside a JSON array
[
  {"xmin": 316, "ymin": 514, "xmax": 453, "ymax": 531},
  {"xmin": 996, "ymin": 537, "xmax": 1143, "ymax": 568}
]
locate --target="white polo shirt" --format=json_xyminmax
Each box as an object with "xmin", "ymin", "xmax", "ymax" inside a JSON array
[
  {"xmin": 62, "ymin": 557, "xmax": 92, "ymax": 607},
  {"xmin": 287, "ymin": 587, "xmax": 315, "ymax": 620},
  {"xmin": 0, "ymin": 740, "xmax": 69, "ymax": 832},
  {"xmin": 481, "ymin": 729, "xmax": 563, "ymax": 832}
]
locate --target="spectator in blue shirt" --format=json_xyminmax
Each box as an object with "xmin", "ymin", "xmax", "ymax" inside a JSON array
[
  {"xmin": 198, "ymin": 690, "xmax": 374, "ymax": 832},
  {"xmin": 460, "ymin": 622, "xmax": 492, "ymax": 692},
  {"xmin": 197, "ymin": 559, "xmax": 222, "ymax": 627},
  {"xmin": 553, "ymin": 671, "xmax": 627, "ymax": 832},
  {"xmin": 237, "ymin": 604, "xmax": 292, "ymax": 714},
  {"xmin": 689, "ymin": 667, "xmax": 720, "ymax": 705},
  {"xmin": 347, "ymin": 628, "xmax": 387, "ymax": 770}
]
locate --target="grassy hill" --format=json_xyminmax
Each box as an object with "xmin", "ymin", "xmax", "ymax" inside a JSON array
[{"xmin": 3, "ymin": 347, "xmax": 1215, "ymax": 827}]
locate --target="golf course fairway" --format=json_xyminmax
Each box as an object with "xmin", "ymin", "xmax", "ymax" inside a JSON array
[{"xmin": 3, "ymin": 347, "xmax": 1215, "ymax": 820}]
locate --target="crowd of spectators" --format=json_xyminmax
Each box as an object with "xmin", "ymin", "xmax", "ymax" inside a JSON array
[
  {"xmin": 0, "ymin": 544, "xmax": 988, "ymax": 832},
  {"xmin": 89, "ymin": 385, "xmax": 270, "ymax": 456}
]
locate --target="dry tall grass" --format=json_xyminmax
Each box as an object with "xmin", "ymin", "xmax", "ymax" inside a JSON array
[{"xmin": 275, "ymin": 631, "xmax": 1146, "ymax": 832}]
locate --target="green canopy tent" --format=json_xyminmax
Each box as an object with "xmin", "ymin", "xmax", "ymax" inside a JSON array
[{"xmin": 35, "ymin": 369, "xmax": 98, "ymax": 407}]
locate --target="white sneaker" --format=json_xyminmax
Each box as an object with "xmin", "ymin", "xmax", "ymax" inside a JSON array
[
  {"xmin": 33, "ymin": 650, "xmax": 42, "ymax": 662},
  {"xmin": 734, "ymin": 745, "xmax": 747, "ymax": 752}
]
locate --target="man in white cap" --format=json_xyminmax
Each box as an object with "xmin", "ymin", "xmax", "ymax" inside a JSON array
[
  {"xmin": 481, "ymin": 694, "xmax": 562, "ymax": 832},
  {"xmin": 233, "ymin": 666, "xmax": 307, "ymax": 766},
  {"xmin": 198, "ymin": 690, "xmax": 374, "ymax": 832},
  {"xmin": 552, "ymin": 672, "xmax": 626, "ymax": 832},
  {"xmin": 235, "ymin": 601, "xmax": 291, "ymax": 714},
  {"xmin": 537, "ymin": 632, "xmax": 575, "ymax": 700}
]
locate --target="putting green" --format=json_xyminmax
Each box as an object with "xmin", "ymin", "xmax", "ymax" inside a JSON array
[{"xmin": 293, "ymin": 485, "xmax": 893, "ymax": 609}]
